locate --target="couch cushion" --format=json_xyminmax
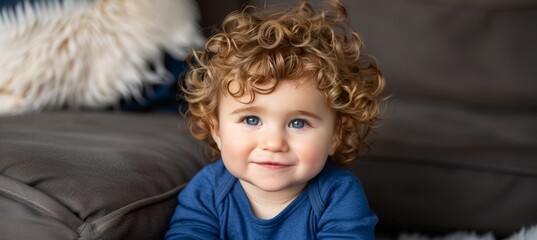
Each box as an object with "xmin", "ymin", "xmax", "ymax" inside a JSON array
[
  {"xmin": 0, "ymin": 112, "xmax": 210, "ymax": 239},
  {"xmin": 353, "ymin": 97, "xmax": 537, "ymax": 236},
  {"xmin": 347, "ymin": 0, "xmax": 537, "ymax": 109},
  {"xmin": 342, "ymin": 0, "xmax": 537, "ymax": 236}
]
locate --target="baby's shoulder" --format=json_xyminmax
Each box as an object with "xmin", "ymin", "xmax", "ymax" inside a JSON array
[
  {"xmin": 313, "ymin": 164, "xmax": 366, "ymax": 198},
  {"xmin": 317, "ymin": 164, "xmax": 360, "ymax": 183},
  {"xmin": 203, "ymin": 159, "xmax": 228, "ymax": 177},
  {"xmin": 308, "ymin": 164, "xmax": 372, "ymax": 218},
  {"xmin": 185, "ymin": 159, "xmax": 234, "ymax": 192}
]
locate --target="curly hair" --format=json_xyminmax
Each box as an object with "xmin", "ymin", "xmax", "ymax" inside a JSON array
[{"xmin": 181, "ymin": 0, "xmax": 385, "ymax": 166}]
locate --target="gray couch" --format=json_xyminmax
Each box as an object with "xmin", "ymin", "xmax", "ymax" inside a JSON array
[
  {"xmin": 1, "ymin": 0, "xmax": 536, "ymax": 239},
  {"xmin": 0, "ymin": 112, "xmax": 211, "ymax": 239},
  {"xmin": 346, "ymin": 0, "xmax": 537, "ymax": 237}
]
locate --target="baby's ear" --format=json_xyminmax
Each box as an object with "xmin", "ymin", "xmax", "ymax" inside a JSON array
[
  {"xmin": 210, "ymin": 118, "xmax": 222, "ymax": 150},
  {"xmin": 329, "ymin": 117, "xmax": 346, "ymax": 155}
]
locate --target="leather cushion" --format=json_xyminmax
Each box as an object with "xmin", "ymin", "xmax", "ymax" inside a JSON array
[
  {"xmin": 348, "ymin": 0, "xmax": 537, "ymax": 109},
  {"xmin": 354, "ymin": 98, "xmax": 537, "ymax": 236},
  {"xmin": 0, "ymin": 112, "xmax": 210, "ymax": 240}
]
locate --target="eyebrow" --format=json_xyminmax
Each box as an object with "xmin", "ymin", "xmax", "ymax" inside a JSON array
[
  {"xmin": 230, "ymin": 106, "xmax": 264, "ymax": 115},
  {"xmin": 230, "ymin": 106, "xmax": 322, "ymax": 120},
  {"xmin": 293, "ymin": 110, "xmax": 322, "ymax": 120}
]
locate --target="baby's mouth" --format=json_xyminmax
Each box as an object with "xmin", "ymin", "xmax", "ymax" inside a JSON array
[{"xmin": 254, "ymin": 161, "xmax": 291, "ymax": 169}]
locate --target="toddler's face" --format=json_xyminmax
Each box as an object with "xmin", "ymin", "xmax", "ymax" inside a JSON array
[{"xmin": 211, "ymin": 80, "xmax": 340, "ymax": 194}]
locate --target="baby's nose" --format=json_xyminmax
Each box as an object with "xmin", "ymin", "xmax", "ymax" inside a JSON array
[{"xmin": 259, "ymin": 128, "xmax": 289, "ymax": 152}]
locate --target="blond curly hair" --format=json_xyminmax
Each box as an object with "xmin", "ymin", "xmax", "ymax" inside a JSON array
[{"xmin": 181, "ymin": 0, "xmax": 385, "ymax": 166}]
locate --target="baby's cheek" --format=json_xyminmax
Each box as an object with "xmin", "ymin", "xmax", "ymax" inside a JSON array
[
  {"xmin": 221, "ymin": 137, "xmax": 254, "ymax": 157},
  {"xmin": 297, "ymin": 143, "xmax": 330, "ymax": 164}
]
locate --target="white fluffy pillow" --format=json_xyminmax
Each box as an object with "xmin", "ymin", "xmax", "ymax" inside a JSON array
[{"xmin": 0, "ymin": 0, "xmax": 204, "ymax": 115}]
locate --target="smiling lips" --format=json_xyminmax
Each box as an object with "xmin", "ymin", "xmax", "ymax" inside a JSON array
[{"xmin": 254, "ymin": 162, "xmax": 291, "ymax": 170}]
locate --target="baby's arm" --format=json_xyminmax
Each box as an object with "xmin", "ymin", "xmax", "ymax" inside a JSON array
[
  {"xmin": 165, "ymin": 166, "xmax": 220, "ymax": 240},
  {"xmin": 316, "ymin": 176, "xmax": 378, "ymax": 240}
]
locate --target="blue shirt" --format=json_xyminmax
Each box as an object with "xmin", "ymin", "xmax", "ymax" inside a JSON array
[{"xmin": 166, "ymin": 159, "xmax": 377, "ymax": 239}]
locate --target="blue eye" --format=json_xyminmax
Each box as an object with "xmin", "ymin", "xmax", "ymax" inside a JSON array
[
  {"xmin": 289, "ymin": 119, "xmax": 306, "ymax": 128},
  {"xmin": 244, "ymin": 116, "xmax": 260, "ymax": 126}
]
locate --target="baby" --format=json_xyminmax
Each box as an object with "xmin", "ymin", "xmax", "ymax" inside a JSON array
[{"xmin": 166, "ymin": 0, "xmax": 385, "ymax": 239}]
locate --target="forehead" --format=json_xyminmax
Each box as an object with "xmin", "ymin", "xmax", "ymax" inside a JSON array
[
  {"xmin": 219, "ymin": 80, "xmax": 328, "ymax": 111},
  {"xmin": 216, "ymin": 79, "xmax": 338, "ymax": 128}
]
